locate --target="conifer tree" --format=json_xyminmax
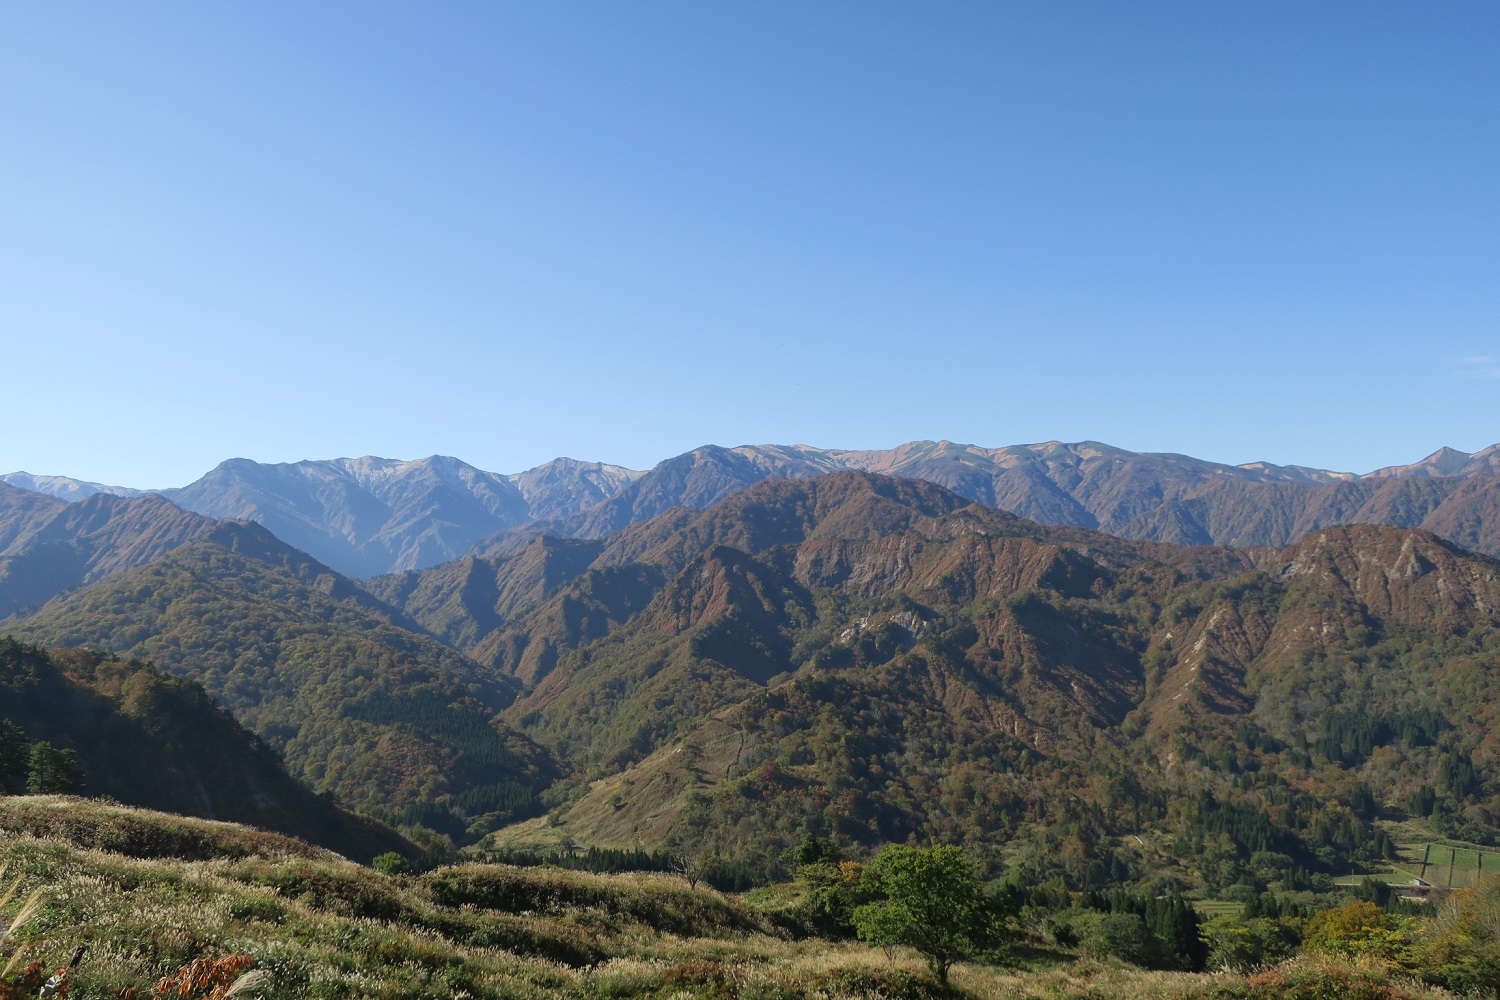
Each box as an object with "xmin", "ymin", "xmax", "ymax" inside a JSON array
[{"xmin": 26, "ymin": 741, "xmax": 84, "ymax": 794}]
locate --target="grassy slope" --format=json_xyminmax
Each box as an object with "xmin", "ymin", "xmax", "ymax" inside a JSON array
[{"xmin": 0, "ymin": 797, "xmax": 1457, "ymax": 1000}]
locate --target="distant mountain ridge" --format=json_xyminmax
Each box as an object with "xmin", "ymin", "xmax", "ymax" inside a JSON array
[
  {"xmin": 155, "ymin": 455, "xmax": 644, "ymax": 578},
  {"xmin": 7, "ymin": 441, "xmax": 1500, "ymax": 576},
  {"xmin": 0, "ymin": 472, "xmax": 149, "ymax": 501},
  {"xmin": 477, "ymin": 440, "xmax": 1500, "ymax": 562}
]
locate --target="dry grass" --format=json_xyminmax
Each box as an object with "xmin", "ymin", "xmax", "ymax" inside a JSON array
[{"xmin": 0, "ymin": 797, "xmax": 1467, "ymax": 1000}]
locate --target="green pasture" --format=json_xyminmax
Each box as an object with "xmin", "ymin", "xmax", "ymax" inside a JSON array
[{"xmin": 1409, "ymin": 842, "xmax": 1500, "ymax": 888}]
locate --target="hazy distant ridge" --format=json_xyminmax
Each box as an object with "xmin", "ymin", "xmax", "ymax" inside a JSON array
[
  {"xmin": 0, "ymin": 472, "xmax": 149, "ymax": 501},
  {"xmin": 7, "ymin": 440, "xmax": 1500, "ymax": 576}
]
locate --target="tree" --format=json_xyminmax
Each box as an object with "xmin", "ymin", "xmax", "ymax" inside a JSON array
[
  {"xmin": 1416, "ymin": 873, "xmax": 1500, "ymax": 996},
  {"xmin": 795, "ymin": 849, "xmax": 869, "ymax": 936},
  {"xmin": 0, "ymin": 720, "xmax": 28, "ymax": 794},
  {"xmin": 1073, "ymin": 910, "xmax": 1156, "ymax": 966},
  {"xmin": 852, "ymin": 844, "xmax": 1006, "ymax": 985},
  {"xmin": 371, "ymin": 852, "xmax": 410, "ymax": 876},
  {"xmin": 1200, "ymin": 914, "xmax": 1300, "ymax": 972},
  {"xmin": 25, "ymin": 742, "xmax": 83, "ymax": 795},
  {"xmin": 1302, "ymin": 899, "xmax": 1410, "ymax": 966},
  {"xmin": 669, "ymin": 851, "xmax": 705, "ymax": 890}
]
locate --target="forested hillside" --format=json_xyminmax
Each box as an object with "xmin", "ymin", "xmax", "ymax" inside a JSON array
[
  {"xmin": 6, "ymin": 529, "xmax": 560, "ymax": 841},
  {"xmin": 0, "ymin": 486, "xmax": 246, "ymax": 619},
  {"xmin": 0, "ymin": 638, "xmax": 407, "ymax": 859}
]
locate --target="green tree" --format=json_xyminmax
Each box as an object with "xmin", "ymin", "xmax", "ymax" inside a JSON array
[
  {"xmin": 1416, "ymin": 874, "xmax": 1500, "ymax": 996},
  {"xmin": 0, "ymin": 720, "xmax": 28, "ymax": 794},
  {"xmin": 795, "ymin": 855, "xmax": 869, "ymax": 936},
  {"xmin": 1200, "ymin": 914, "xmax": 1301, "ymax": 972},
  {"xmin": 371, "ymin": 852, "xmax": 411, "ymax": 876},
  {"xmin": 1072, "ymin": 910, "xmax": 1157, "ymax": 966},
  {"xmin": 26, "ymin": 742, "xmax": 84, "ymax": 794},
  {"xmin": 852, "ymin": 844, "xmax": 1006, "ymax": 986},
  {"xmin": 1302, "ymin": 899, "xmax": 1410, "ymax": 966}
]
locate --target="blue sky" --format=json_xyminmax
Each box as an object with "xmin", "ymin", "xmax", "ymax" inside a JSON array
[{"xmin": 2, "ymin": 3, "xmax": 1496, "ymax": 486}]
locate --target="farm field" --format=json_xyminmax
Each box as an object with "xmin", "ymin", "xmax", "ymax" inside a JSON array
[
  {"xmin": 1382, "ymin": 822, "xmax": 1500, "ymax": 888},
  {"xmin": 1411, "ymin": 843, "xmax": 1500, "ymax": 887}
]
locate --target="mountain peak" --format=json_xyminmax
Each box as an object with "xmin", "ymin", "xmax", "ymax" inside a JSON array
[{"xmin": 1365, "ymin": 445, "xmax": 1486, "ymax": 479}]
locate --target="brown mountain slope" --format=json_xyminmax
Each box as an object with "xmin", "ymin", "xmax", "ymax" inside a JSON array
[
  {"xmin": 484, "ymin": 475, "xmax": 1254, "ymax": 774},
  {"xmin": 388, "ymin": 473, "xmax": 1253, "ymax": 677},
  {"xmin": 364, "ymin": 537, "xmax": 605, "ymax": 652},
  {"xmin": 437, "ymin": 476, "xmax": 1500, "ymax": 869},
  {"xmin": 0, "ymin": 481, "xmax": 66, "ymax": 549}
]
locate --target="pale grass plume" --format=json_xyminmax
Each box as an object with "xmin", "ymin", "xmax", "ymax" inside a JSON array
[
  {"xmin": 1, "ymin": 887, "xmax": 45, "ymax": 942},
  {"xmin": 1, "ymin": 887, "xmax": 48, "ymax": 981},
  {"xmin": 223, "ymin": 968, "xmax": 271, "ymax": 998}
]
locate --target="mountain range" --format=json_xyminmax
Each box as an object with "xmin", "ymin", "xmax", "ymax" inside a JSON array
[
  {"xmin": 6, "ymin": 440, "xmax": 1500, "ymax": 579},
  {"xmin": 6, "ymin": 460, "xmax": 1500, "ymax": 877},
  {"xmin": 6, "ymin": 439, "xmax": 1500, "ymax": 877}
]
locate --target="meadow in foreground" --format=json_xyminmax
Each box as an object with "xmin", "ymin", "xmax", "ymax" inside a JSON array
[{"xmin": 0, "ymin": 796, "xmax": 1473, "ymax": 1000}]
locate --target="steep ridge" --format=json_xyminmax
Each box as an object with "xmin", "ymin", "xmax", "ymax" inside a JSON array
[
  {"xmin": 825, "ymin": 441, "xmax": 1500, "ymax": 554},
  {"xmin": 0, "ymin": 637, "xmax": 409, "ymax": 860},
  {"xmin": 564, "ymin": 445, "xmax": 847, "ymax": 539},
  {"xmin": 365, "ymin": 537, "xmax": 605, "ymax": 652},
  {"xmin": 389, "ymin": 473, "xmax": 1251, "ymax": 672},
  {"xmin": 490, "ymin": 474, "xmax": 1253, "ymax": 770},
  {"xmin": 0, "ymin": 482, "xmax": 66, "ymax": 551},
  {"xmin": 156, "ymin": 454, "xmax": 643, "ymax": 577},
  {"xmin": 163, "ymin": 455, "xmax": 537, "ymax": 578},
  {"xmin": 1366, "ymin": 443, "xmax": 1500, "ymax": 479},
  {"xmin": 508, "ymin": 457, "xmax": 645, "ymax": 521},
  {"xmin": 0, "ymin": 490, "xmax": 243, "ymax": 620},
  {"xmin": 6, "ymin": 522, "xmax": 559, "ymax": 840}
]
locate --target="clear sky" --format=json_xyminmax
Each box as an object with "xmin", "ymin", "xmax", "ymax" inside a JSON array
[{"xmin": 2, "ymin": 3, "xmax": 1496, "ymax": 487}]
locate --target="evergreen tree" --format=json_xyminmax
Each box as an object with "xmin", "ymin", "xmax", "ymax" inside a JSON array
[
  {"xmin": 26, "ymin": 742, "xmax": 84, "ymax": 794},
  {"xmin": 0, "ymin": 719, "xmax": 28, "ymax": 794}
]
